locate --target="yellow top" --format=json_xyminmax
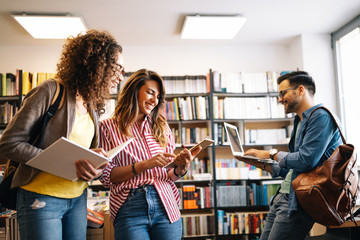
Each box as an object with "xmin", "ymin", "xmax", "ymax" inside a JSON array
[{"xmin": 22, "ymin": 110, "xmax": 95, "ymax": 198}]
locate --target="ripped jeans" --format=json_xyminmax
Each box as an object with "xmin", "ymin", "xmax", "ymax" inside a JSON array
[{"xmin": 17, "ymin": 188, "xmax": 87, "ymax": 240}]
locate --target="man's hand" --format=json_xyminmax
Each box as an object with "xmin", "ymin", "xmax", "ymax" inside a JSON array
[{"xmin": 244, "ymin": 149, "xmax": 270, "ymax": 159}]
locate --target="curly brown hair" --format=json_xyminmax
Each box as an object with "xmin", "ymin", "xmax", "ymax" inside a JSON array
[
  {"xmin": 113, "ymin": 69, "xmax": 168, "ymax": 148},
  {"xmin": 57, "ymin": 29, "xmax": 122, "ymax": 114}
]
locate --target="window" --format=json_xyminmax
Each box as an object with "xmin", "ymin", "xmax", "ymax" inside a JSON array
[{"xmin": 332, "ymin": 16, "xmax": 360, "ymax": 152}]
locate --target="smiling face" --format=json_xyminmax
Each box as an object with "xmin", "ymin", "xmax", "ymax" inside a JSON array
[
  {"xmin": 136, "ymin": 80, "xmax": 160, "ymax": 122},
  {"xmin": 278, "ymin": 79, "xmax": 301, "ymax": 114}
]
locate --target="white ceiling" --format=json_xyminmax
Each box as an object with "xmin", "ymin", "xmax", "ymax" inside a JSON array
[{"xmin": 1, "ymin": 0, "xmax": 359, "ymax": 47}]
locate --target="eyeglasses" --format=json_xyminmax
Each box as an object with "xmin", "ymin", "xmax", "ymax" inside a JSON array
[
  {"xmin": 278, "ymin": 86, "xmax": 298, "ymax": 99},
  {"xmin": 114, "ymin": 63, "xmax": 125, "ymax": 75}
]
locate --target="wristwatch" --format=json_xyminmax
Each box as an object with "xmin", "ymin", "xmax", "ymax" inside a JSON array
[{"xmin": 269, "ymin": 149, "xmax": 278, "ymax": 160}]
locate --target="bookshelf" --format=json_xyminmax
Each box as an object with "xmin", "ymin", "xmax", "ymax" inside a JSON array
[
  {"xmin": 1, "ymin": 69, "xmax": 293, "ymax": 240},
  {"xmin": 210, "ymin": 69, "xmax": 293, "ymax": 239},
  {"xmin": 164, "ymin": 69, "xmax": 294, "ymax": 239}
]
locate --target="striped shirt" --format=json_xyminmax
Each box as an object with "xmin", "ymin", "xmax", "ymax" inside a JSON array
[{"xmin": 99, "ymin": 116, "xmax": 180, "ymax": 223}]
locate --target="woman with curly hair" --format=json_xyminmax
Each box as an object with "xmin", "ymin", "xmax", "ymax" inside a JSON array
[
  {"xmin": 99, "ymin": 69, "xmax": 200, "ymax": 240},
  {"xmin": 0, "ymin": 30, "xmax": 124, "ymax": 239}
]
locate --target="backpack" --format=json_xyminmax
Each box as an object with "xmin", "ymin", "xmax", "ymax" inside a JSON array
[{"xmin": 292, "ymin": 106, "xmax": 359, "ymax": 226}]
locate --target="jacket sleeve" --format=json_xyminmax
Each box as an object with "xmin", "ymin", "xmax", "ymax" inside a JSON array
[
  {"xmin": 0, "ymin": 80, "xmax": 56, "ymax": 164},
  {"xmin": 278, "ymin": 111, "xmax": 339, "ymax": 172}
]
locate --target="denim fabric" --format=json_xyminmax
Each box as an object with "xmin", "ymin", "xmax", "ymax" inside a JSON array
[
  {"xmin": 17, "ymin": 188, "xmax": 87, "ymax": 240},
  {"xmin": 271, "ymin": 104, "xmax": 342, "ymax": 214},
  {"xmin": 114, "ymin": 185, "xmax": 182, "ymax": 240},
  {"xmin": 260, "ymin": 193, "xmax": 314, "ymax": 240}
]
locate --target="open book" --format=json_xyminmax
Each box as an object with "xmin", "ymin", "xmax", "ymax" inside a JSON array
[
  {"xmin": 165, "ymin": 138, "xmax": 214, "ymax": 168},
  {"xmin": 26, "ymin": 137, "xmax": 134, "ymax": 182}
]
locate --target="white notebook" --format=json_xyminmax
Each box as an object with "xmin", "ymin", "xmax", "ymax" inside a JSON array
[{"xmin": 26, "ymin": 137, "xmax": 133, "ymax": 182}]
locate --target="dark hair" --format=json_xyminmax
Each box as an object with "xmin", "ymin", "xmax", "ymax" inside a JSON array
[
  {"xmin": 57, "ymin": 29, "xmax": 122, "ymax": 114},
  {"xmin": 277, "ymin": 71, "xmax": 316, "ymax": 96},
  {"xmin": 113, "ymin": 69, "xmax": 168, "ymax": 148}
]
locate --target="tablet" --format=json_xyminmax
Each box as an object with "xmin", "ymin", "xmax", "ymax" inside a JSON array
[{"xmin": 165, "ymin": 138, "xmax": 214, "ymax": 168}]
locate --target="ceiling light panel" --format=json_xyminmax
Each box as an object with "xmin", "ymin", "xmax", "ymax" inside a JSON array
[
  {"xmin": 181, "ymin": 15, "xmax": 247, "ymax": 39},
  {"xmin": 12, "ymin": 15, "xmax": 87, "ymax": 39}
]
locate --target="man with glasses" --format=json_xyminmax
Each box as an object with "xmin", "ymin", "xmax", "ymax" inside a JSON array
[{"xmin": 237, "ymin": 71, "xmax": 342, "ymax": 240}]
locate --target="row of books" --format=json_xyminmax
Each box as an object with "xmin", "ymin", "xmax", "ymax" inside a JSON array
[
  {"xmin": 0, "ymin": 73, "xmax": 16, "ymax": 97},
  {"xmin": 163, "ymin": 75, "xmax": 208, "ymax": 94},
  {"xmin": 217, "ymin": 210, "xmax": 267, "ymax": 235},
  {"xmin": 22, "ymin": 71, "xmax": 57, "ymax": 95},
  {"xmin": 171, "ymin": 127, "xmax": 209, "ymax": 146},
  {"xmin": 87, "ymin": 189, "xmax": 109, "ymax": 198},
  {"xmin": 215, "ymin": 159, "xmax": 270, "ymax": 180},
  {"xmin": 213, "ymin": 71, "xmax": 282, "ymax": 94},
  {"xmin": 181, "ymin": 157, "xmax": 212, "ymax": 181},
  {"xmin": 245, "ymin": 128, "xmax": 289, "ymax": 145},
  {"xmin": 213, "ymin": 96, "xmax": 288, "ymax": 120},
  {"xmin": 180, "ymin": 185, "xmax": 213, "ymax": 209},
  {"xmin": 165, "ymin": 96, "xmax": 210, "ymax": 121},
  {"xmin": 182, "ymin": 214, "xmax": 215, "ymax": 237},
  {"xmin": 0, "ymin": 102, "xmax": 18, "ymax": 124},
  {"xmin": 217, "ymin": 182, "xmax": 280, "ymax": 207},
  {"xmin": 0, "ymin": 70, "xmax": 56, "ymax": 97}
]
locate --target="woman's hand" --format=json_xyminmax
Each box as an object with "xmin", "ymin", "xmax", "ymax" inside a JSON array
[
  {"xmin": 145, "ymin": 152, "xmax": 176, "ymax": 169},
  {"xmin": 173, "ymin": 146, "xmax": 201, "ymax": 175},
  {"xmin": 74, "ymin": 148, "xmax": 107, "ymax": 182}
]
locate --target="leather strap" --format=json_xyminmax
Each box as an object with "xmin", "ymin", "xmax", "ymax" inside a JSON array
[{"xmin": 307, "ymin": 106, "xmax": 346, "ymax": 144}]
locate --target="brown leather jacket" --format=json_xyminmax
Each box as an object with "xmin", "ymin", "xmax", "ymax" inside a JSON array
[{"xmin": 0, "ymin": 79, "xmax": 99, "ymax": 188}]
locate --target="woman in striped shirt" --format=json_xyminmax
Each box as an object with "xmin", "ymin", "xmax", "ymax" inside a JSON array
[{"xmin": 99, "ymin": 69, "xmax": 200, "ymax": 240}]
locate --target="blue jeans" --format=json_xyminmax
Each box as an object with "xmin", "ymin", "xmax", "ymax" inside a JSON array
[
  {"xmin": 114, "ymin": 185, "xmax": 182, "ymax": 240},
  {"xmin": 17, "ymin": 188, "xmax": 87, "ymax": 240},
  {"xmin": 260, "ymin": 193, "xmax": 315, "ymax": 240}
]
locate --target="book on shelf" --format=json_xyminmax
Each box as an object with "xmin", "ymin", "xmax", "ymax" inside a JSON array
[
  {"xmin": 0, "ymin": 73, "xmax": 16, "ymax": 97},
  {"xmin": 0, "ymin": 102, "xmax": 18, "ymax": 124},
  {"xmin": 217, "ymin": 211, "xmax": 267, "ymax": 235},
  {"xmin": 180, "ymin": 185, "xmax": 212, "ymax": 209},
  {"xmin": 163, "ymin": 75, "xmax": 208, "ymax": 95},
  {"xmin": 87, "ymin": 208, "xmax": 104, "ymax": 228},
  {"xmin": 216, "ymin": 182, "xmax": 280, "ymax": 207},
  {"xmin": 182, "ymin": 214, "xmax": 214, "ymax": 237},
  {"xmin": 165, "ymin": 96, "xmax": 209, "ymax": 121},
  {"xmin": 213, "ymin": 71, "xmax": 281, "ymax": 94},
  {"xmin": 26, "ymin": 137, "xmax": 133, "ymax": 182}
]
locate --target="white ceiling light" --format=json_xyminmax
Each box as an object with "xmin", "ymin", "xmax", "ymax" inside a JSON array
[
  {"xmin": 181, "ymin": 15, "xmax": 247, "ymax": 39},
  {"xmin": 12, "ymin": 14, "xmax": 87, "ymax": 39}
]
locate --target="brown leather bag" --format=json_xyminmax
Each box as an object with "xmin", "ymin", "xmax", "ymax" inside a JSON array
[{"xmin": 292, "ymin": 106, "xmax": 359, "ymax": 226}]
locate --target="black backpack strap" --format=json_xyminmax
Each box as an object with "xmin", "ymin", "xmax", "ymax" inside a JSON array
[{"xmin": 29, "ymin": 82, "xmax": 64, "ymax": 146}]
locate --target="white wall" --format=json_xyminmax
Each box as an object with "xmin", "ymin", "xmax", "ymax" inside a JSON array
[
  {"xmin": 297, "ymin": 34, "xmax": 337, "ymax": 113},
  {"xmin": 0, "ymin": 41, "xmax": 337, "ymax": 113},
  {"xmin": 0, "ymin": 44, "xmax": 293, "ymax": 74},
  {"xmin": 124, "ymin": 45, "xmax": 294, "ymax": 75},
  {"xmin": 0, "ymin": 45, "xmax": 62, "ymax": 73}
]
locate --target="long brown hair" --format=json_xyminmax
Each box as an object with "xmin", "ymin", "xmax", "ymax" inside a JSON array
[
  {"xmin": 57, "ymin": 29, "xmax": 122, "ymax": 114},
  {"xmin": 113, "ymin": 69, "xmax": 168, "ymax": 148}
]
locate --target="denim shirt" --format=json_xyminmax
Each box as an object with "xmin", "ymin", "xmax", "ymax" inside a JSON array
[{"xmin": 270, "ymin": 104, "xmax": 342, "ymax": 215}]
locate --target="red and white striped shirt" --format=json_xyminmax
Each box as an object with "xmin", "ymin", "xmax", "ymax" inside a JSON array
[{"xmin": 99, "ymin": 116, "xmax": 180, "ymax": 223}]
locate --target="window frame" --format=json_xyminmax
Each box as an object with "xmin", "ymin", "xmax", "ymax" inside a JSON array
[{"xmin": 331, "ymin": 15, "xmax": 360, "ymax": 138}]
